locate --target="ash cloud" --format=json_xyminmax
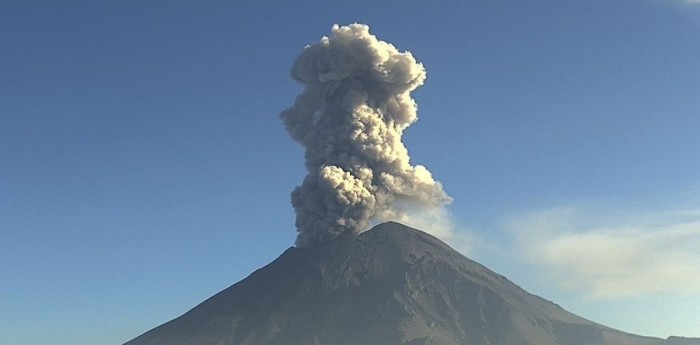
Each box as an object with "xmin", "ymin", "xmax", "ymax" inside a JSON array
[{"xmin": 281, "ymin": 24, "xmax": 451, "ymax": 247}]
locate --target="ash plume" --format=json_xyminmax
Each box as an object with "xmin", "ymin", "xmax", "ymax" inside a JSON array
[{"xmin": 281, "ymin": 24, "xmax": 451, "ymax": 247}]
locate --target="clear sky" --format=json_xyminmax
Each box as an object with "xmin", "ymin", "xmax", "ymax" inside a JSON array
[{"xmin": 1, "ymin": 1, "xmax": 699, "ymax": 344}]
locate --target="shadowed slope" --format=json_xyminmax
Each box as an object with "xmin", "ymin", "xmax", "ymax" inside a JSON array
[{"xmin": 125, "ymin": 222, "xmax": 697, "ymax": 345}]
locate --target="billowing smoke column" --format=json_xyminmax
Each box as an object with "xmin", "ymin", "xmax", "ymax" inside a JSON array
[{"xmin": 281, "ymin": 24, "xmax": 452, "ymax": 247}]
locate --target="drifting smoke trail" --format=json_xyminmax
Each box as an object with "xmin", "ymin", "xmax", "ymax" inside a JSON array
[{"xmin": 281, "ymin": 24, "xmax": 452, "ymax": 247}]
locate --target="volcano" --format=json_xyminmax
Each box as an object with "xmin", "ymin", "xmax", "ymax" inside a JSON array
[{"xmin": 124, "ymin": 222, "xmax": 698, "ymax": 345}]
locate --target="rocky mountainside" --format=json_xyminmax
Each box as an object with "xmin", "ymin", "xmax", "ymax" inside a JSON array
[{"xmin": 125, "ymin": 222, "xmax": 699, "ymax": 345}]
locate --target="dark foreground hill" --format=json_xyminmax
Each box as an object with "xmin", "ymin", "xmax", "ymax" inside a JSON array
[{"xmin": 125, "ymin": 222, "xmax": 699, "ymax": 345}]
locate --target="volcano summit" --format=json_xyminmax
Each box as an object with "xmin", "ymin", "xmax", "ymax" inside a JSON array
[
  {"xmin": 125, "ymin": 24, "xmax": 699, "ymax": 345},
  {"xmin": 124, "ymin": 222, "xmax": 697, "ymax": 345}
]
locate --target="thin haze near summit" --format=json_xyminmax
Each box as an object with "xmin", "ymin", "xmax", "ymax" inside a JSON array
[{"xmin": 281, "ymin": 24, "xmax": 451, "ymax": 247}]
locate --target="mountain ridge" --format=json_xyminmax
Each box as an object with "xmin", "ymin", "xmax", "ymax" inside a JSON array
[{"xmin": 125, "ymin": 222, "xmax": 699, "ymax": 345}]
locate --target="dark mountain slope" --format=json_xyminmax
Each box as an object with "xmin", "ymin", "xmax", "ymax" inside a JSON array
[{"xmin": 125, "ymin": 222, "xmax": 697, "ymax": 345}]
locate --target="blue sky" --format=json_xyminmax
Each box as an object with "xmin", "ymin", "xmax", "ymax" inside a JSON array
[{"xmin": 1, "ymin": 1, "xmax": 699, "ymax": 344}]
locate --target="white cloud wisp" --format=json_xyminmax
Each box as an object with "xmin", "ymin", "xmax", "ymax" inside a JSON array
[{"xmin": 507, "ymin": 207, "xmax": 700, "ymax": 298}]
